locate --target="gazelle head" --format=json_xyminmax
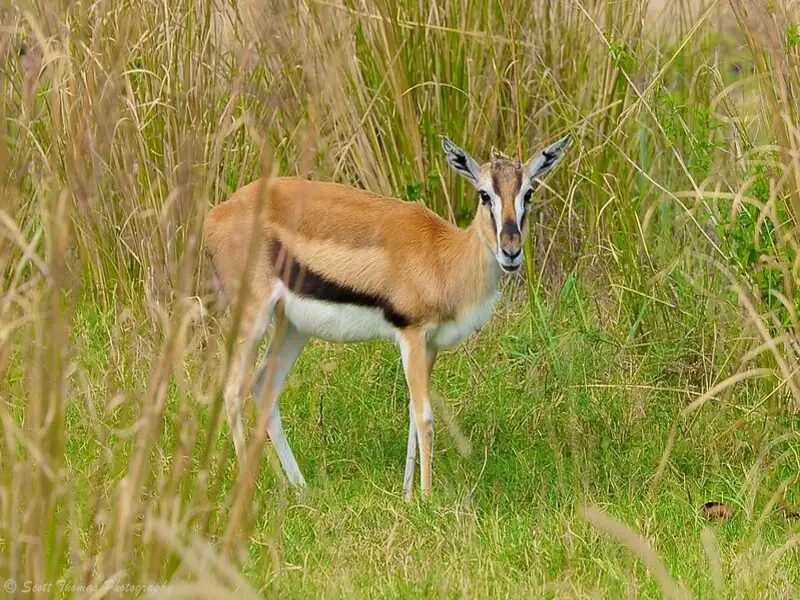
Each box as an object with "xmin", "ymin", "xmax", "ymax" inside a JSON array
[{"xmin": 442, "ymin": 134, "xmax": 572, "ymax": 273}]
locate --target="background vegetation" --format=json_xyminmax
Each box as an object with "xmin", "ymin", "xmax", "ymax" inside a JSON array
[{"xmin": 1, "ymin": 0, "xmax": 799, "ymax": 597}]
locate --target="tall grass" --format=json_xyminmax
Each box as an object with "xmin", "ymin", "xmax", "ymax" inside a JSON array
[{"xmin": 1, "ymin": 0, "xmax": 799, "ymax": 597}]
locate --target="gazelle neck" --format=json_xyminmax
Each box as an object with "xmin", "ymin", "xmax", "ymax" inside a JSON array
[
  {"xmin": 457, "ymin": 219, "xmax": 503, "ymax": 303},
  {"xmin": 427, "ymin": 220, "xmax": 503, "ymax": 349}
]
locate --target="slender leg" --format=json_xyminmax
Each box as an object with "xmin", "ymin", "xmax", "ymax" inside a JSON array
[
  {"xmin": 252, "ymin": 307, "xmax": 309, "ymax": 488},
  {"xmin": 403, "ymin": 401, "xmax": 417, "ymax": 500},
  {"xmin": 224, "ymin": 288, "xmax": 280, "ymax": 467},
  {"xmin": 223, "ymin": 347, "xmax": 247, "ymax": 463},
  {"xmin": 402, "ymin": 347, "xmax": 437, "ymax": 501},
  {"xmin": 399, "ymin": 331, "xmax": 436, "ymax": 498}
]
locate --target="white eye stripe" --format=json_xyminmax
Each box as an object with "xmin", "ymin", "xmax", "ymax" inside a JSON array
[
  {"xmin": 482, "ymin": 186, "xmax": 528, "ymax": 237},
  {"xmin": 515, "ymin": 187, "xmax": 531, "ymax": 228},
  {"xmin": 490, "ymin": 196, "xmax": 503, "ymax": 243}
]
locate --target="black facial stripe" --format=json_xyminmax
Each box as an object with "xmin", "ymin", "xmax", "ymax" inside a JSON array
[
  {"xmin": 487, "ymin": 203, "xmax": 497, "ymax": 234},
  {"xmin": 270, "ymin": 240, "xmax": 411, "ymax": 328}
]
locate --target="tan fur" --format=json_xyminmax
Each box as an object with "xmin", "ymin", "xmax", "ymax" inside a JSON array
[
  {"xmin": 269, "ymin": 226, "xmax": 391, "ymax": 295},
  {"xmin": 204, "ymin": 133, "xmax": 570, "ymax": 499},
  {"xmin": 205, "ymin": 176, "xmax": 497, "ymax": 326},
  {"xmin": 489, "ymin": 159, "xmax": 524, "ymax": 254},
  {"xmin": 203, "ymin": 175, "xmax": 498, "ymax": 499},
  {"xmin": 401, "ymin": 329, "xmax": 434, "ymax": 493}
]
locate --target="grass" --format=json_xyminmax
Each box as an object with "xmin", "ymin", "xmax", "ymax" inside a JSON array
[{"xmin": 2, "ymin": 0, "xmax": 800, "ymax": 597}]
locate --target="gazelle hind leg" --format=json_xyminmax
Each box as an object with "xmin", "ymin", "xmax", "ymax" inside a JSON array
[
  {"xmin": 252, "ymin": 306, "xmax": 309, "ymax": 488},
  {"xmin": 224, "ymin": 286, "xmax": 280, "ymax": 467},
  {"xmin": 223, "ymin": 346, "xmax": 248, "ymax": 464}
]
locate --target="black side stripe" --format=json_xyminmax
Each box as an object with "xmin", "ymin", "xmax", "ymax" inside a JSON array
[{"xmin": 270, "ymin": 240, "xmax": 412, "ymax": 329}]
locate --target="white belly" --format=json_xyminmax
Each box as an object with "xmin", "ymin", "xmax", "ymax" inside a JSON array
[
  {"xmin": 428, "ymin": 291, "xmax": 499, "ymax": 349},
  {"xmin": 279, "ymin": 286, "xmax": 398, "ymax": 342},
  {"xmin": 276, "ymin": 281, "xmax": 499, "ymax": 348}
]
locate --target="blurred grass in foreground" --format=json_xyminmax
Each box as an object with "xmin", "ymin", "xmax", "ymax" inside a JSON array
[{"xmin": 1, "ymin": 0, "xmax": 799, "ymax": 597}]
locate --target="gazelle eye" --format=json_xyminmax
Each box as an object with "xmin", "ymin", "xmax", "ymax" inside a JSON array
[
  {"xmin": 523, "ymin": 189, "xmax": 533, "ymax": 204},
  {"xmin": 479, "ymin": 190, "xmax": 492, "ymax": 205}
]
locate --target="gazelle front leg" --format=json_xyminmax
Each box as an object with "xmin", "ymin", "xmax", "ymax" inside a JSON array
[
  {"xmin": 399, "ymin": 331, "xmax": 436, "ymax": 499},
  {"xmin": 403, "ymin": 402, "xmax": 417, "ymax": 500},
  {"xmin": 403, "ymin": 346, "xmax": 437, "ymax": 500}
]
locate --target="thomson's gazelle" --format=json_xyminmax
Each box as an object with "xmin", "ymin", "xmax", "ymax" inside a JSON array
[{"xmin": 203, "ymin": 133, "xmax": 572, "ymax": 499}]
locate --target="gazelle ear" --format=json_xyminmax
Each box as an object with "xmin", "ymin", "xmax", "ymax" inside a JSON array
[
  {"xmin": 525, "ymin": 133, "xmax": 572, "ymax": 188},
  {"xmin": 441, "ymin": 136, "xmax": 481, "ymax": 187}
]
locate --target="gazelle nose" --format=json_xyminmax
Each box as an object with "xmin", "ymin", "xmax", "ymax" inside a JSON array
[{"xmin": 502, "ymin": 247, "xmax": 521, "ymax": 260}]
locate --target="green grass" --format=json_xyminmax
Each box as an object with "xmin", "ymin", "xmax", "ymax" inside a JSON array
[
  {"xmin": 3, "ymin": 0, "xmax": 800, "ymax": 597},
  {"xmin": 7, "ymin": 276, "xmax": 794, "ymax": 597}
]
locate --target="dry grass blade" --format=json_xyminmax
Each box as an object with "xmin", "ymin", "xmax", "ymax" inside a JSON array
[
  {"xmin": 2, "ymin": 0, "xmax": 800, "ymax": 595},
  {"xmin": 430, "ymin": 389, "xmax": 472, "ymax": 457},
  {"xmin": 680, "ymin": 368, "xmax": 774, "ymax": 417},
  {"xmin": 648, "ymin": 418, "xmax": 679, "ymax": 497},
  {"xmin": 701, "ymin": 528, "xmax": 724, "ymax": 597},
  {"xmin": 581, "ymin": 506, "xmax": 690, "ymax": 600},
  {"xmin": 146, "ymin": 517, "xmax": 260, "ymax": 599}
]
